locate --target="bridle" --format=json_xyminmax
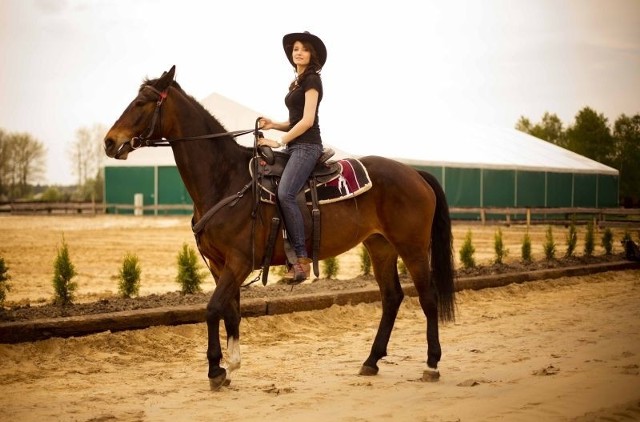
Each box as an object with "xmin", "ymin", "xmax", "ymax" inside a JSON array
[
  {"xmin": 114, "ymin": 82, "xmax": 267, "ymax": 285},
  {"xmin": 114, "ymin": 84, "xmax": 255, "ymax": 158}
]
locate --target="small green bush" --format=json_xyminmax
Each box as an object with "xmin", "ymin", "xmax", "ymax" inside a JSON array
[
  {"xmin": 397, "ymin": 259, "xmax": 408, "ymax": 276},
  {"xmin": 118, "ymin": 253, "xmax": 141, "ymax": 298},
  {"xmin": 359, "ymin": 245, "xmax": 371, "ymax": 276},
  {"xmin": 459, "ymin": 230, "xmax": 476, "ymax": 269},
  {"xmin": 52, "ymin": 237, "xmax": 78, "ymax": 306},
  {"xmin": 601, "ymin": 228, "xmax": 614, "ymax": 255},
  {"xmin": 0, "ymin": 257, "xmax": 11, "ymax": 307},
  {"xmin": 493, "ymin": 228, "xmax": 509, "ymax": 264},
  {"xmin": 565, "ymin": 220, "xmax": 578, "ymax": 258},
  {"xmin": 273, "ymin": 265, "xmax": 288, "ymax": 280},
  {"xmin": 321, "ymin": 256, "xmax": 339, "ymax": 279},
  {"xmin": 521, "ymin": 231, "xmax": 532, "ymax": 263},
  {"xmin": 584, "ymin": 221, "xmax": 595, "ymax": 257},
  {"xmin": 176, "ymin": 243, "xmax": 205, "ymax": 294},
  {"xmin": 543, "ymin": 226, "xmax": 556, "ymax": 261}
]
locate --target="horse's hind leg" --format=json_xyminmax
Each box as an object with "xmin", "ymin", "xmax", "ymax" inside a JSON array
[
  {"xmin": 398, "ymin": 245, "xmax": 441, "ymax": 380},
  {"xmin": 359, "ymin": 234, "xmax": 404, "ymax": 376}
]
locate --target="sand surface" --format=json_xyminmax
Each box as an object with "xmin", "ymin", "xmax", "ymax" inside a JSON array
[
  {"xmin": 0, "ymin": 269, "xmax": 638, "ymax": 421},
  {"xmin": 1, "ymin": 216, "xmax": 639, "ymax": 421}
]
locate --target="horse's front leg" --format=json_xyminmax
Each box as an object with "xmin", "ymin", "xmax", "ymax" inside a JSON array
[
  {"xmin": 223, "ymin": 289, "xmax": 242, "ymax": 375},
  {"xmin": 206, "ymin": 262, "xmax": 250, "ymax": 391}
]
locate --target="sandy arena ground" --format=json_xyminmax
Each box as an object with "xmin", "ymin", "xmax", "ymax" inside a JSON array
[
  {"xmin": 0, "ymin": 269, "xmax": 638, "ymax": 421},
  {"xmin": 0, "ymin": 215, "xmax": 633, "ymax": 305},
  {"xmin": 0, "ymin": 216, "xmax": 639, "ymax": 421}
]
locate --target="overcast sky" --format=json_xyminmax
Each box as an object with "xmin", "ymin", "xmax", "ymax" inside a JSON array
[{"xmin": 1, "ymin": 0, "xmax": 639, "ymax": 185}]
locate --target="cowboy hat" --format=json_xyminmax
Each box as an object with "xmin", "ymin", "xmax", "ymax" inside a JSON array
[{"xmin": 282, "ymin": 31, "xmax": 327, "ymax": 68}]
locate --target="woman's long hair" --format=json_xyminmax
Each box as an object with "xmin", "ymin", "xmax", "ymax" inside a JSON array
[{"xmin": 288, "ymin": 40, "xmax": 322, "ymax": 92}]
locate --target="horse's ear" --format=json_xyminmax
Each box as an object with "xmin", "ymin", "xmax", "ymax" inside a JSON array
[{"xmin": 157, "ymin": 65, "xmax": 176, "ymax": 90}]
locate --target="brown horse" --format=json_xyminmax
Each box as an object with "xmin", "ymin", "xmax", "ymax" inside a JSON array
[{"xmin": 104, "ymin": 65, "xmax": 455, "ymax": 390}]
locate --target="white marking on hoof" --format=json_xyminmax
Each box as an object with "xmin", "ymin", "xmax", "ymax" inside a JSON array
[{"xmin": 227, "ymin": 337, "xmax": 241, "ymax": 374}]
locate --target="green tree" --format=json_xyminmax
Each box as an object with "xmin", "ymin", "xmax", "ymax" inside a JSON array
[
  {"xmin": 543, "ymin": 226, "xmax": 556, "ymax": 260},
  {"xmin": 565, "ymin": 220, "xmax": 578, "ymax": 258},
  {"xmin": 566, "ymin": 107, "xmax": 615, "ymax": 166},
  {"xmin": 321, "ymin": 257, "xmax": 339, "ymax": 279},
  {"xmin": 52, "ymin": 237, "xmax": 78, "ymax": 306},
  {"xmin": 118, "ymin": 253, "xmax": 141, "ymax": 298},
  {"xmin": 493, "ymin": 228, "xmax": 508, "ymax": 264},
  {"xmin": 0, "ymin": 257, "xmax": 11, "ymax": 307},
  {"xmin": 521, "ymin": 231, "xmax": 532, "ymax": 263},
  {"xmin": 601, "ymin": 228, "xmax": 614, "ymax": 255},
  {"xmin": 516, "ymin": 112, "xmax": 566, "ymax": 147},
  {"xmin": 0, "ymin": 129, "xmax": 10, "ymax": 199},
  {"xmin": 612, "ymin": 114, "xmax": 640, "ymax": 205},
  {"xmin": 359, "ymin": 245, "xmax": 371, "ymax": 276},
  {"xmin": 0, "ymin": 131, "xmax": 46, "ymax": 199},
  {"xmin": 68, "ymin": 124, "xmax": 106, "ymax": 201},
  {"xmin": 397, "ymin": 259, "xmax": 408, "ymax": 276},
  {"xmin": 459, "ymin": 230, "xmax": 476, "ymax": 268},
  {"xmin": 584, "ymin": 221, "xmax": 595, "ymax": 257},
  {"xmin": 175, "ymin": 243, "xmax": 205, "ymax": 294}
]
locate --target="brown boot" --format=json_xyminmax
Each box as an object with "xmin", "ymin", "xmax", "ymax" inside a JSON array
[{"xmin": 285, "ymin": 257, "xmax": 312, "ymax": 284}]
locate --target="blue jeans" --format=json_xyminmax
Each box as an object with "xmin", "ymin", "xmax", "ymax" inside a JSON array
[{"xmin": 278, "ymin": 143, "xmax": 323, "ymax": 258}]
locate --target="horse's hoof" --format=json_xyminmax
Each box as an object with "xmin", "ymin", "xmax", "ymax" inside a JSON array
[
  {"xmin": 422, "ymin": 369, "xmax": 440, "ymax": 382},
  {"xmin": 209, "ymin": 372, "xmax": 229, "ymax": 391},
  {"xmin": 359, "ymin": 365, "xmax": 379, "ymax": 376}
]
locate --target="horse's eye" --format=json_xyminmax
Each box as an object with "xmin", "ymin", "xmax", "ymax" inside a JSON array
[{"xmin": 134, "ymin": 100, "xmax": 145, "ymax": 107}]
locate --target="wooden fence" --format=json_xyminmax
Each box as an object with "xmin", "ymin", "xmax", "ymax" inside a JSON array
[
  {"xmin": 449, "ymin": 207, "xmax": 640, "ymax": 226},
  {"xmin": 2, "ymin": 202, "xmax": 640, "ymax": 227}
]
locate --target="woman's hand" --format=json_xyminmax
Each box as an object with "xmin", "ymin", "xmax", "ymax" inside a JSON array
[
  {"xmin": 258, "ymin": 117, "xmax": 274, "ymax": 130},
  {"xmin": 257, "ymin": 138, "xmax": 280, "ymax": 148}
]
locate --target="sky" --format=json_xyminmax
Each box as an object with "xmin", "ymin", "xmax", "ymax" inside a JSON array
[{"xmin": 1, "ymin": 0, "xmax": 639, "ymax": 185}]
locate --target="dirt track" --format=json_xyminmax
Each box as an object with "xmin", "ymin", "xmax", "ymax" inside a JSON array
[
  {"xmin": 0, "ymin": 270, "xmax": 638, "ymax": 421},
  {"xmin": 1, "ymin": 216, "xmax": 639, "ymax": 421}
]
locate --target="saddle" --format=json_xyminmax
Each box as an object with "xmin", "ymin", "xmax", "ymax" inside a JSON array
[
  {"xmin": 251, "ymin": 147, "xmax": 341, "ymax": 281},
  {"xmin": 256, "ymin": 146, "xmax": 340, "ymax": 182}
]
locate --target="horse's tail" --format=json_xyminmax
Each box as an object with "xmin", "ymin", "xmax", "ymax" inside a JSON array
[{"xmin": 418, "ymin": 170, "xmax": 456, "ymax": 323}]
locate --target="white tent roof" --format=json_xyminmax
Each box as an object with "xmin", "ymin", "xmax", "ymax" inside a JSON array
[
  {"xmin": 360, "ymin": 124, "xmax": 618, "ymax": 175},
  {"xmin": 106, "ymin": 93, "xmax": 618, "ymax": 176}
]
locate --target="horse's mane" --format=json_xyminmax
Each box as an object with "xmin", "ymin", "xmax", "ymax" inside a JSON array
[{"xmin": 141, "ymin": 77, "xmax": 254, "ymax": 154}]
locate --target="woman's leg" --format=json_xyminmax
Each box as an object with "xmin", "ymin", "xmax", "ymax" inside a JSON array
[{"xmin": 277, "ymin": 143, "xmax": 323, "ymax": 258}]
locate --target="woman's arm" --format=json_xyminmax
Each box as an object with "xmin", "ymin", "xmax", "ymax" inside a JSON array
[{"xmin": 258, "ymin": 89, "xmax": 319, "ymax": 148}]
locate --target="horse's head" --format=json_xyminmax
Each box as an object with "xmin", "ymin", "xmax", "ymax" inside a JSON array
[{"xmin": 104, "ymin": 65, "xmax": 176, "ymax": 159}]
